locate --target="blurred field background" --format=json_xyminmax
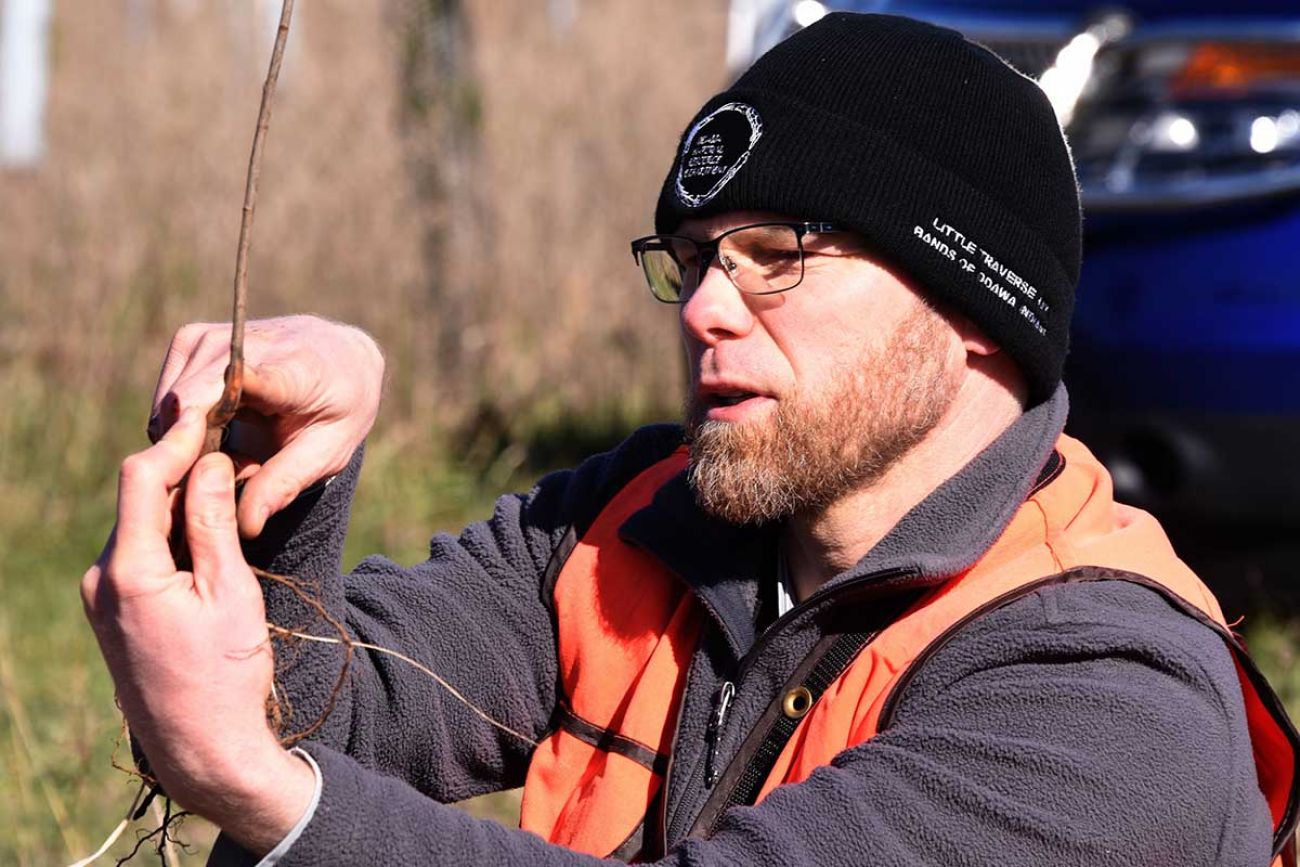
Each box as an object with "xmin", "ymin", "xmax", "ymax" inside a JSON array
[
  {"xmin": 0, "ymin": 0, "xmax": 723, "ymax": 861},
  {"xmin": 0, "ymin": 1, "xmax": 1295, "ymax": 864}
]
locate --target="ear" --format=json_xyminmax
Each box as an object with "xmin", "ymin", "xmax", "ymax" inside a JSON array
[{"xmin": 949, "ymin": 312, "xmax": 1001, "ymax": 358}]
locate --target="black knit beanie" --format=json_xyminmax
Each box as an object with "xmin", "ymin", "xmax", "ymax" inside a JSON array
[{"xmin": 655, "ymin": 13, "xmax": 1081, "ymax": 405}]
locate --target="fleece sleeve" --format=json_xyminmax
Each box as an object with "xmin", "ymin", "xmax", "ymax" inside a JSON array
[
  {"xmin": 247, "ymin": 579, "xmax": 1273, "ymax": 867},
  {"xmin": 234, "ymin": 424, "xmax": 686, "ymax": 804}
]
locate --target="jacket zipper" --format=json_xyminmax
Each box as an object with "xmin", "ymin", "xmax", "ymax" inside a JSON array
[
  {"xmin": 704, "ymin": 681, "xmax": 735, "ymax": 786},
  {"xmin": 732, "ymin": 565, "xmax": 914, "ymax": 684},
  {"xmin": 661, "ymin": 565, "xmax": 917, "ymax": 849}
]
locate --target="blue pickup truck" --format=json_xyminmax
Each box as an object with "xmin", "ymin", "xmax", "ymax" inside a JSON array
[{"xmin": 733, "ymin": 0, "xmax": 1300, "ymax": 536}]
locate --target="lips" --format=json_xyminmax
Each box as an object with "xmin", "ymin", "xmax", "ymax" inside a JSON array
[
  {"xmin": 709, "ymin": 390, "xmax": 759, "ymax": 407},
  {"xmin": 694, "ymin": 380, "xmax": 775, "ymax": 423},
  {"xmin": 697, "ymin": 380, "xmax": 768, "ymax": 405}
]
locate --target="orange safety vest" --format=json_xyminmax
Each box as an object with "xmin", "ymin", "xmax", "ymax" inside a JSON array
[{"xmin": 520, "ymin": 435, "xmax": 1300, "ymax": 863}]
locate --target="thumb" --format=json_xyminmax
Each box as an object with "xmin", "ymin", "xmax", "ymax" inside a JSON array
[{"xmin": 185, "ymin": 454, "xmax": 249, "ymax": 597}]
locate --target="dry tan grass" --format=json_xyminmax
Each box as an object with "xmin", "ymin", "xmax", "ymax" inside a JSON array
[
  {"xmin": 0, "ymin": 2, "xmax": 725, "ymax": 861},
  {"xmin": 0, "ymin": 0, "xmax": 726, "ymax": 435}
]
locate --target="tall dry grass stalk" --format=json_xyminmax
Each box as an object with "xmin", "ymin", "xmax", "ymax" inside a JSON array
[
  {"xmin": 0, "ymin": 2, "xmax": 726, "ymax": 861},
  {"xmin": 0, "ymin": 0, "xmax": 726, "ymax": 448}
]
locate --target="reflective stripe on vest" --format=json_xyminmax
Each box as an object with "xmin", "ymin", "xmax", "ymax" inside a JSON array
[{"xmin": 519, "ymin": 437, "xmax": 1300, "ymax": 862}]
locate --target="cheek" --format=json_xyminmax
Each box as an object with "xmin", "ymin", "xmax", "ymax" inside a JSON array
[
  {"xmin": 775, "ymin": 310, "xmax": 870, "ymax": 384},
  {"xmin": 680, "ymin": 333, "xmax": 705, "ymax": 383}
]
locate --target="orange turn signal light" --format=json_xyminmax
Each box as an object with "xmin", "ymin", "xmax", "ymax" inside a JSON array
[{"xmin": 1172, "ymin": 43, "xmax": 1300, "ymax": 97}]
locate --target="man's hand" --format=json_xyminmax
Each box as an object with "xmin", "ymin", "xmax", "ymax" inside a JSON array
[
  {"xmin": 82, "ymin": 408, "xmax": 315, "ymax": 855},
  {"xmin": 151, "ymin": 315, "xmax": 384, "ymax": 537}
]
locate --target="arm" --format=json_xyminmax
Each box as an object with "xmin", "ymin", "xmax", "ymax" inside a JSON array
[
  {"xmin": 85, "ymin": 396, "xmax": 685, "ymax": 861},
  {"xmin": 252, "ymin": 581, "xmax": 1271, "ymax": 866},
  {"xmin": 245, "ymin": 423, "xmax": 685, "ymax": 802},
  {"xmin": 146, "ymin": 313, "xmax": 678, "ymax": 798}
]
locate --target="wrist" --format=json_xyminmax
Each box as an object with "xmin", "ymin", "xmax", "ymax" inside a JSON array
[{"xmin": 206, "ymin": 743, "xmax": 318, "ymax": 857}]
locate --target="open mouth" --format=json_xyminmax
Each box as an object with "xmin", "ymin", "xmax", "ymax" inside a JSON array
[{"xmin": 710, "ymin": 391, "xmax": 758, "ymax": 407}]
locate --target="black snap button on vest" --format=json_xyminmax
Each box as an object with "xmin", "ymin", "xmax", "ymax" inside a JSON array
[{"xmin": 782, "ymin": 686, "xmax": 813, "ymax": 719}]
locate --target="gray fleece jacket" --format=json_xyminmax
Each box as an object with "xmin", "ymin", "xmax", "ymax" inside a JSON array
[{"xmin": 210, "ymin": 386, "xmax": 1279, "ymax": 866}]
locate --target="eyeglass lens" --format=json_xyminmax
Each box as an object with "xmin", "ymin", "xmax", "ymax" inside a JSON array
[{"xmin": 638, "ymin": 224, "xmax": 806, "ymax": 302}]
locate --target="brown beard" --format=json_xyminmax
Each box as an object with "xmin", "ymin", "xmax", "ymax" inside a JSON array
[{"xmin": 685, "ymin": 302, "xmax": 960, "ymax": 525}]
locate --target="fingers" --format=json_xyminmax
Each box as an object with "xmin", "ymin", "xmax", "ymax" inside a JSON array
[
  {"xmin": 236, "ymin": 429, "xmax": 349, "ymax": 538},
  {"xmin": 152, "ymin": 323, "xmax": 230, "ymax": 430},
  {"xmin": 151, "ymin": 326, "xmax": 312, "ymax": 443},
  {"xmin": 112, "ymin": 407, "xmax": 208, "ymax": 573},
  {"xmin": 238, "ymin": 360, "xmax": 306, "ymax": 416},
  {"xmin": 184, "ymin": 453, "xmax": 252, "ymax": 600}
]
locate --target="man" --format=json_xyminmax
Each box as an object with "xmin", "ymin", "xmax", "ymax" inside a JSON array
[{"xmin": 83, "ymin": 13, "xmax": 1298, "ymax": 866}]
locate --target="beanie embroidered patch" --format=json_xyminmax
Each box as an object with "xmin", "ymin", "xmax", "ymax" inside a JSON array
[
  {"xmin": 675, "ymin": 103, "xmax": 765, "ymax": 207},
  {"xmin": 654, "ymin": 13, "xmax": 1082, "ymax": 405}
]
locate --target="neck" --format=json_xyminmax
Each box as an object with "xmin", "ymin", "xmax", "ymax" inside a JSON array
[{"xmin": 780, "ymin": 374, "xmax": 1023, "ymax": 602}]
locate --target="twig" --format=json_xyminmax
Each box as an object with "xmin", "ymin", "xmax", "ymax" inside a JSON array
[{"xmin": 203, "ymin": 0, "xmax": 297, "ymax": 455}]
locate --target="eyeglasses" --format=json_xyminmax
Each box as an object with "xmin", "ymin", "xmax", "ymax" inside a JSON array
[{"xmin": 629, "ymin": 221, "xmax": 844, "ymax": 303}]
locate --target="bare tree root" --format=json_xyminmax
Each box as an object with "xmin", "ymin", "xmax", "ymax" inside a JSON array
[
  {"xmin": 252, "ymin": 566, "xmax": 355, "ymax": 748},
  {"xmin": 256, "ymin": 562, "xmax": 537, "ymax": 747},
  {"xmin": 81, "ymin": 562, "xmax": 533, "ymax": 866},
  {"xmin": 78, "ymin": 0, "xmax": 523, "ymax": 859},
  {"xmin": 113, "ymin": 797, "xmax": 191, "ymax": 867},
  {"xmin": 266, "ymin": 623, "xmax": 539, "ymax": 748}
]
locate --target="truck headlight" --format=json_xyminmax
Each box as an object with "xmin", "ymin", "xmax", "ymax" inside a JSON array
[{"xmin": 1070, "ymin": 38, "xmax": 1300, "ymax": 210}]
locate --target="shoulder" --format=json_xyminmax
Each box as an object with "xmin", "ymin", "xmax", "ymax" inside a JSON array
[
  {"xmin": 880, "ymin": 578, "xmax": 1272, "ymax": 866},
  {"xmin": 897, "ymin": 579, "xmax": 1243, "ymax": 705}
]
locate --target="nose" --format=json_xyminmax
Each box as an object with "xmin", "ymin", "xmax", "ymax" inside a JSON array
[{"xmin": 679, "ymin": 259, "xmax": 756, "ymax": 346}]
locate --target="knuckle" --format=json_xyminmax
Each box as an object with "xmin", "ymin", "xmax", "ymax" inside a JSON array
[
  {"xmin": 348, "ymin": 325, "xmax": 384, "ymax": 368},
  {"xmin": 229, "ymin": 564, "xmax": 262, "ymax": 600},
  {"xmin": 119, "ymin": 452, "xmax": 153, "ymax": 485},
  {"xmin": 174, "ymin": 322, "xmax": 201, "ymax": 348},
  {"xmin": 195, "ymin": 502, "xmax": 236, "ymax": 531},
  {"xmin": 80, "ymin": 565, "xmax": 101, "ymax": 613},
  {"xmin": 172, "ymin": 322, "xmax": 202, "ymax": 347},
  {"xmin": 274, "ymin": 470, "xmax": 304, "ymax": 502},
  {"xmin": 172, "ymin": 321, "xmax": 218, "ymax": 354},
  {"xmin": 154, "ymin": 435, "xmax": 191, "ymax": 465},
  {"xmin": 194, "ymin": 328, "xmax": 223, "ymax": 356}
]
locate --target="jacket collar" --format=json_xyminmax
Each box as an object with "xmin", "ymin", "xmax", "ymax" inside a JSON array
[{"xmin": 620, "ymin": 385, "xmax": 1070, "ymax": 658}]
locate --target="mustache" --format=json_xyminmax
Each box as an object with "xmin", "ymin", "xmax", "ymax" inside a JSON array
[{"xmin": 682, "ymin": 393, "xmax": 717, "ymax": 440}]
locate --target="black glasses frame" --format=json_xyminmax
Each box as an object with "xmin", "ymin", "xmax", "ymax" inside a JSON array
[{"xmin": 629, "ymin": 221, "xmax": 844, "ymax": 303}]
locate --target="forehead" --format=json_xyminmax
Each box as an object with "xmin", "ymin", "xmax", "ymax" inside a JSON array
[{"xmin": 674, "ymin": 210, "xmax": 804, "ymax": 240}]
